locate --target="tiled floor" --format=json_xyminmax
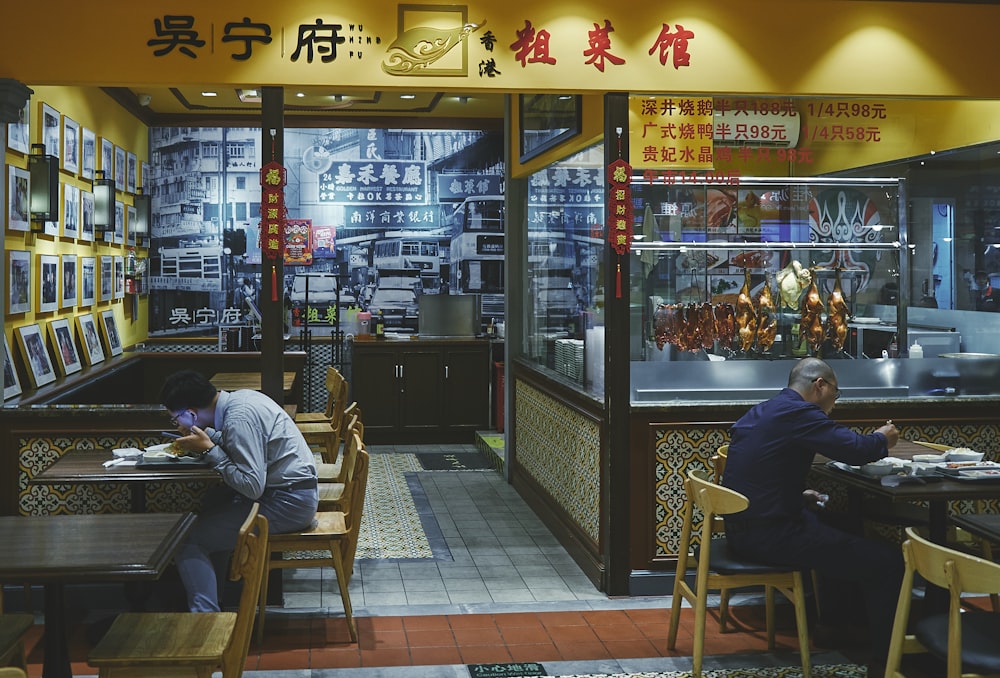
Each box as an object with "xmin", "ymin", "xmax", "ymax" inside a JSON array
[{"xmin": 20, "ymin": 443, "xmax": 867, "ymax": 678}]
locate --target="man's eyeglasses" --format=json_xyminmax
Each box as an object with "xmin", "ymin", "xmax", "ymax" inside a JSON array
[
  {"xmin": 813, "ymin": 377, "xmax": 842, "ymax": 400},
  {"xmin": 168, "ymin": 410, "xmax": 193, "ymax": 427}
]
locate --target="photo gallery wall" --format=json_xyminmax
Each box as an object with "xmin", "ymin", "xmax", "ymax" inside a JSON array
[{"xmin": 4, "ymin": 98, "xmax": 140, "ymax": 399}]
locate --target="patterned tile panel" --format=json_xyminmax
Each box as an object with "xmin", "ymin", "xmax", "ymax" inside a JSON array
[
  {"xmin": 513, "ymin": 380, "xmax": 601, "ymax": 545},
  {"xmin": 650, "ymin": 421, "xmax": 1000, "ymax": 559}
]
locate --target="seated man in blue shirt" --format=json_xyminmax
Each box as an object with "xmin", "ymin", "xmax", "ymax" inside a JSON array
[
  {"xmin": 162, "ymin": 369, "xmax": 318, "ymax": 612},
  {"xmin": 722, "ymin": 357, "xmax": 902, "ymax": 674}
]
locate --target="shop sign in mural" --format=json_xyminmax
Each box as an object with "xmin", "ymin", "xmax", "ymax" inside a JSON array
[{"xmin": 317, "ymin": 160, "xmax": 427, "ymax": 205}]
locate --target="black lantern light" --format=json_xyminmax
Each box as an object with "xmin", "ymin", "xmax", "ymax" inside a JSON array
[
  {"xmin": 28, "ymin": 143, "xmax": 58, "ymax": 228},
  {"xmin": 132, "ymin": 186, "xmax": 151, "ymax": 246},
  {"xmin": 93, "ymin": 169, "xmax": 115, "ymax": 235}
]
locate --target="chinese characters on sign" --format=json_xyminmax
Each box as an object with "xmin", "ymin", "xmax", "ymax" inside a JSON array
[
  {"xmin": 630, "ymin": 96, "xmax": 715, "ymax": 171},
  {"xmin": 285, "ymin": 219, "xmax": 313, "ymax": 266},
  {"xmin": 318, "ymin": 161, "xmax": 427, "ymax": 205},
  {"xmin": 260, "ymin": 162, "xmax": 287, "ymax": 261}
]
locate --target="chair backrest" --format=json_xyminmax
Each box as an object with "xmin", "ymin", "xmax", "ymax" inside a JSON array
[
  {"xmin": 335, "ymin": 425, "xmax": 363, "ymax": 485},
  {"xmin": 342, "ymin": 448, "xmax": 370, "ymax": 573},
  {"xmin": 223, "ymin": 503, "xmax": 269, "ymax": 678},
  {"xmin": 339, "ymin": 402, "xmax": 361, "ymax": 447},
  {"xmin": 0, "ymin": 668, "xmax": 28, "ymax": 678},
  {"xmin": 320, "ymin": 366, "xmax": 348, "ymax": 420},
  {"xmin": 903, "ymin": 526, "xmax": 1000, "ymax": 595},
  {"xmin": 711, "ymin": 444, "xmax": 729, "ymax": 484},
  {"xmin": 688, "ymin": 468, "xmax": 748, "ymax": 519}
]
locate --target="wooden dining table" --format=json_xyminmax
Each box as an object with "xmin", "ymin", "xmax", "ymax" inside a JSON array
[
  {"xmin": 0, "ymin": 512, "xmax": 196, "ymax": 678},
  {"xmin": 31, "ymin": 448, "xmax": 220, "ymax": 512}
]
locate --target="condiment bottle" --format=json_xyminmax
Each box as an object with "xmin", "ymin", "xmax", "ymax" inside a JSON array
[{"xmin": 909, "ymin": 342, "xmax": 923, "ymax": 359}]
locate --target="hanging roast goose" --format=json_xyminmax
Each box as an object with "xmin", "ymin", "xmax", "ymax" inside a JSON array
[
  {"xmin": 714, "ymin": 303, "xmax": 736, "ymax": 351},
  {"xmin": 800, "ymin": 270, "xmax": 826, "ymax": 354},
  {"xmin": 735, "ymin": 267, "xmax": 758, "ymax": 353},
  {"xmin": 825, "ymin": 267, "xmax": 850, "ymax": 352},
  {"xmin": 756, "ymin": 272, "xmax": 778, "ymax": 352},
  {"xmin": 653, "ymin": 303, "xmax": 679, "ymax": 350}
]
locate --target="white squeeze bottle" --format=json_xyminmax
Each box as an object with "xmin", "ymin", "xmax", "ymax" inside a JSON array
[{"xmin": 909, "ymin": 341, "xmax": 923, "ymax": 359}]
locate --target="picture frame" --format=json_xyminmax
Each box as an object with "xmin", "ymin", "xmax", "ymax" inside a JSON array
[
  {"xmin": 15, "ymin": 323, "xmax": 56, "ymax": 389},
  {"xmin": 62, "ymin": 115, "xmax": 80, "ymax": 174},
  {"xmin": 40, "ymin": 103, "xmax": 61, "ymax": 159},
  {"xmin": 140, "ymin": 161, "xmax": 151, "ymax": 190},
  {"xmin": 113, "ymin": 200, "xmax": 124, "ymax": 244},
  {"xmin": 100, "ymin": 137, "xmax": 114, "ymax": 175},
  {"xmin": 100, "ymin": 309, "xmax": 123, "ymax": 357},
  {"xmin": 114, "ymin": 145, "xmax": 126, "ymax": 191},
  {"xmin": 3, "ymin": 334, "xmax": 22, "ymax": 400},
  {"xmin": 8, "ymin": 250, "xmax": 31, "ymax": 314},
  {"xmin": 7, "ymin": 165, "xmax": 30, "ymax": 232},
  {"xmin": 7, "ymin": 99, "xmax": 29, "ymax": 154},
  {"xmin": 113, "ymin": 255, "xmax": 124, "ymax": 299},
  {"xmin": 80, "ymin": 189, "xmax": 94, "ymax": 242},
  {"xmin": 518, "ymin": 94, "xmax": 582, "ymax": 163},
  {"xmin": 76, "ymin": 312, "xmax": 105, "ymax": 366},
  {"xmin": 80, "ymin": 256, "xmax": 96, "ymax": 306},
  {"xmin": 38, "ymin": 253, "xmax": 59, "ymax": 313},
  {"xmin": 81, "ymin": 127, "xmax": 96, "ymax": 180},
  {"xmin": 99, "ymin": 255, "xmax": 113, "ymax": 302},
  {"xmin": 126, "ymin": 151, "xmax": 137, "ymax": 193},
  {"xmin": 48, "ymin": 318, "xmax": 82, "ymax": 376},
  {"xmin": 127, "ymin": 204, "xmax": 136, "ymax": 246},
  {"xmin": 62, "ymin": 183, "xmax": 80, "ymax": 238},
  {"xmin": 60, "ymin": 253, "xmax": 77, "ymax": 309}
]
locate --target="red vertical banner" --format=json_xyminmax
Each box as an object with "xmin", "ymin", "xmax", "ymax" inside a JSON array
[
  {"xmin": 607, "ymin": 158, "xmax": 633, "ymax": 298},
  {"xmin": 260, "ymin": 161, "xmax": 287, "ymax": 262}
]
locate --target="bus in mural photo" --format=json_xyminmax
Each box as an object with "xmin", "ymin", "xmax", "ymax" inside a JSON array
[{"xmin": 449, "ymin": 195, "xmax": 505, "ymax": 322}]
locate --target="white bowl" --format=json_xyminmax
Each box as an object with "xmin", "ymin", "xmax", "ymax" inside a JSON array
[
  {"xmin": 860, "ymin": 462, "xmax": 897, "ymax": 477},
  {"xmin": 945, "ymin": 448, "xmax": 984, "ymax": 463}
]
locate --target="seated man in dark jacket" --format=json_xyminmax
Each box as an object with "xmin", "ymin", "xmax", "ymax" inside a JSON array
[{"xmin": 722, "ymin": 357, "xmax": 902, "ymax": 675}]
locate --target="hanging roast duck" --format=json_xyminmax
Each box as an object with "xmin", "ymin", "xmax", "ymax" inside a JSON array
[
  {"xmin": 735, "ymin": 267, "xmax": 758, "ymax": 353},
  {"xmin": 825, "ymin": 267, "xmax": 850, "ymax": 353},
  {"xmin": 755, "ymin": 272, "xmax": 778, "ymax": 352},
  {"xmin": 799, "ymin": 269, "xmax": 826, "ymax": 354}
]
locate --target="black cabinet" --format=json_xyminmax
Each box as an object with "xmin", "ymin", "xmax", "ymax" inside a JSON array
[{"xmin": 351, "ymin": 339, "xmax": 490, "ymax": 443}]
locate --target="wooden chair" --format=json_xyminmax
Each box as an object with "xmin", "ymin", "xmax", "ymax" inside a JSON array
[
  {"xmin": 317, "ymin": 404, "xmax": 362, "ymax": 483},
  {"xmin": 317, "ymin": 418, "xmax": 364, "ymax": 512},
  {"xmin": 0, "ymin": 668, "xmax": 27, "ymax": 678},
  {"xmin": 668, "ymin": 469, "xmax": 812, "ymax": 678},
  {"xmin": 295, "ymin": 367, "xmax": 349, "ymax": 466},
  {"xmin": 88, "ymin": 504, "xmax": 269, "ymax": 678},
  {"xmin": 257, "ymin": 445, "xmax": 369, "ymax": 644},
  {"xmin": 885, "ymin": 526, "xmax": 1000, "ymax": 678},
  {"xmin": 0, "ymin": 614, "xmax": 33, "ymax": 674}
]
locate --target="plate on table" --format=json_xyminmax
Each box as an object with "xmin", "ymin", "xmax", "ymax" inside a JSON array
[
  {"xmin": 944, "ymin": 468, "xmax": 1000, "ymax": 482},
  {"xmin": 136, "ymin": 453, "xmax": 209, "ymax": 468}
]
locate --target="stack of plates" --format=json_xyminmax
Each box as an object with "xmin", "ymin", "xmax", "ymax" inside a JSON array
[{"xmin": 555, "ymin": 339, "xmax": 584, "ymax": 383}]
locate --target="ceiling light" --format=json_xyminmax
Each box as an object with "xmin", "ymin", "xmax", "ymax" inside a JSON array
[
  {"xmin": 237, "ymin": 89, "xmax": 261, "ymax": 103},
  {"xmin": 457, "ymin": 96, "xmax": 469, "ymax": 104},
  {"xmin": 400, "ymin": 94, "xmax": 415, "ymax": 100},
  {"xmin": 244, "ymin": 89, "xmax": 258, "ymax": 97},
  {"xmin": 296, "ymin": 92, "xmax": 305, "ymax": 98},
  {"xmin": 332, "ymin": 94, "xmax": 343, "ymax": 102},
  {"xmin": 201, "ymin": 91, "xmax": 217, "ymax": 97}
]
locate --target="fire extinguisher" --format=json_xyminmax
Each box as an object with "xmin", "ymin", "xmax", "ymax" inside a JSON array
[{"xmin": 125, "ymin": 246, "xmax": 138, "ymax": 295}]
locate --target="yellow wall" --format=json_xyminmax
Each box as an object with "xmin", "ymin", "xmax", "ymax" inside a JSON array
[{"xmin": 5, "ymin": 86, "xmax": 148, "ymax": 388}]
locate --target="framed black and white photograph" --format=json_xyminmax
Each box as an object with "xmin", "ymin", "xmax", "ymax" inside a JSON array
[
  {"xmin": 7, "ymin": 165, "xmax": 30, "ymax": 232},
  {"xmin": 62, "ymin": 183, "xmax": 79, "ymax": 238},
  {"xmin": 3, "ymin": 334, "xmax": 22, "ymax": 400},
  {"xmin": 518, "ymin": 94, "xmax": 582, "ymax": 163},
  {"xmin": 38, "ymin": 254, "xmax": 59, "ymax": 313},
  {"xmin": 127, "ymin": 204, "xmax": 136, "ymax": 246},
  {"xmin": 141, "ymin": 161, "xmax": 151, "ymax": 190},
  {"xmin": 81, "ymin": 127, "xmax": 96, "ymax": 180},
  {"xmin": 15, "ymin": 323, "xmax": 56, "ymax": 389},
  {"xmin": 114, "ymin": 145, "xmax": 126, "ymax": 191},
  {"xmin": 113, "ymin": 255, "xmax": 124, "ymax": 300},
  {"xmin": 8, "ymin": 250, "xmax": 31, "ymax": 314},
  {"xmin": 80, "ymin": 256, "xmax": 96, "ymax": 306},
  {"xmin": 7, "ymin": 99, "xmax": 29, "ymax": 154},
  {"xmin": 126, "ymin": 151, "xmax": 137, "ymax": 193},
  {"xmin": 76, "ymin": 312, "xmax": 104, "ymax": 366},
  {"xmin": 62, "ymin": 115, "xmax": 80, "ymax": 174},
  {"xmin": 60, "ymin": 254, "xmax": 77, "ymax": 309},
  {"xmin": 100, "ymin": 137, "xmax": 114, "ymax": 175},
  {"xmin": 80, "ymin": 189, "xmax": 94, "ymax": 242},
  {"xmin": 48, "ymin": 318, "xmax": 82, "ymax": 376},
  {"xmin": 40, "ymin": 103, "xmax": 60, "ymax": 159},
  {"xmin": 100, "ymin": 309, "xmax": 123, "ymax": 356},
  {"xmin": 99, "ymin": 255, "xmax": 113, "ymax": 302},
  {"xmin": 111, "ymin": 200, "xmax": 124, "ymax": 244}
]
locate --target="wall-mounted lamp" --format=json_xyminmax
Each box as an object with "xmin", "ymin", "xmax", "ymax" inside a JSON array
[
  {"xmin": 131, "ymin": 187, "xmax": 151, "ymax": 246},
  {"xmin": 93, "ymin": 169, "xmax": 115, "ymax": 236},
  {"xmin": 28, "ymin": 143, "xmax": 58, "ymax": 230}
]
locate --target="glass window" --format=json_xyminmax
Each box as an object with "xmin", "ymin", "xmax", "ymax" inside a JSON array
[{"xmin": 522, "ymin": 143, "xmax": 606, "ymax": 398}]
